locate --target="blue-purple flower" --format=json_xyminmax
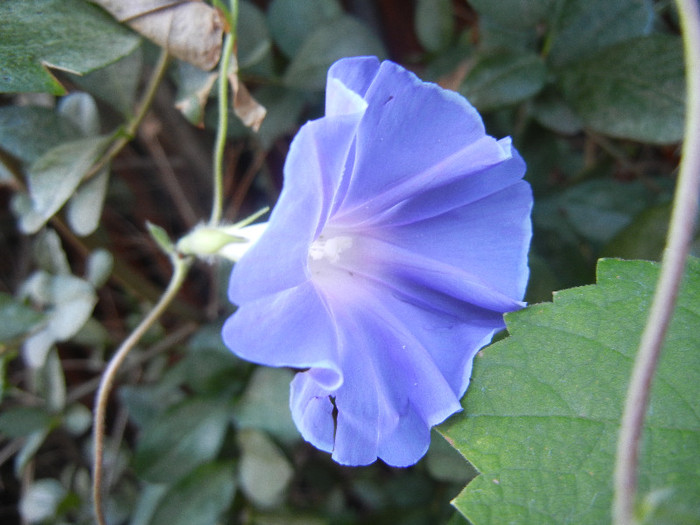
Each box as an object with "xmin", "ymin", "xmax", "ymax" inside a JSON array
[{"xmin": 223, "ymin": 57, "xmax": 532, "ymax": 466}]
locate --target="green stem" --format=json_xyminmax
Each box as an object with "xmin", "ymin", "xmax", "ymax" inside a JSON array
[
  {"xmin": 85, "ymin": 49, "xmax": 171, "ymax": 181},
  {"xmin": 209, "ymin": 10, "xmax": 236, "ymax": 226},
  {"xmin": 612, "ymin": 1, "xmax": 700, "ymax": 524},
  {"xmin": 92, "ymin": 254, "xmax": 192, "ymax": 525}
]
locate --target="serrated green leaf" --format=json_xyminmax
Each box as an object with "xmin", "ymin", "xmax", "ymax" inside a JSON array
[
  {"xmin": 442, "ymin": 258, "xmax": 700, "ymax": 524},
  {"xmin": 283, "ymin": 16, "xmax": 386, "ymax": 91},
  {"xmin": 547, "ymin": 0, "xmax": 653, "ymax": 66},
  {"xmin": 415, "ymin": 0, "xmax": 454, "ymax": 52},
  {"xmin": 468, "ymin": 0, "xmax": 556, "ymax": 29},
  {"xmin": 0, "ymin": 293, "xmax": 44, "ymax": 343},
  {"xmin": 460, "ymin": 51, "xmax": 547, "ymax": 110},
  {"xmin": 558, "ymin": 35, "xmax": 684, "ymax": 144},
  {"xmin": 21, "ymin": 135, "xmax": 111, "ymax": 233},
  {"xmin": 149, "ymin": 462, "xmax": 236, "ymax": 525},
  {"xmin": 0, "ymin": 0, "xmax": 141, "ymax": 94},
  {"xmin": 267, "ymin": 0, "xmax": 343, "ymax": 58},
  {"xmin": 133, "ymin": 398, "xmax": 230, "ymax": 483}
]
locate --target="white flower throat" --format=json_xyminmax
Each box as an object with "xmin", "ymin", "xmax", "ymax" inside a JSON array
[{"xmin": 309, "ymin": 235, "xmax": 354, "ymax": 264}]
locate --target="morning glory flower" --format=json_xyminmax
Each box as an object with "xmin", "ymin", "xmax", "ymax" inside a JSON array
[{"xmin": 223, "ymin": 57, "xmax": 532, "ymax": 467}]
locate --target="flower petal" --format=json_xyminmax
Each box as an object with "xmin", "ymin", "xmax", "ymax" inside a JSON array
[
  {"xmin": 368, "ymin": 139, "xmax": 527, "ymax": 228},
  {"xmin": 290, "ymin": 373, "xmax": 335, "ymax": 453},
  {"xmin": 292, "ymin": 283, "xmax": 468, "ymax": 466},
  {"xmin": 335, "ymin": 60, "xmax": 490, "ymax": 215},
  {"xmin": 326, "ymin": 56, "xmax": 381, "ymax": 102},
  {"xmin": 370, "ymin": 180, "xmax": 533, "ymax": 300},
  {"xmin": 222, "ymin": 280, "xmax": 342, "ymax": 390},
  {"xmin": 228, "ymin": 112, "xmax": 363, "ymax": 304}
]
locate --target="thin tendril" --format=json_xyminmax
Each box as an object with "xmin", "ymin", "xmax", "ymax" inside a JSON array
[
  {"xmin": 85, "ymin": 49, "xmax": 170, "ymax": 182},
  {"xmin": 612, "ymin": 1, "xmax": 700, "ymax": 523},
  {"xmin": 209, "ymin": 1, "xmax": 238, "ymax": 226},
  {"xmin": 92, "ymin": 255, "xmax": 192, "ymax": 525}
]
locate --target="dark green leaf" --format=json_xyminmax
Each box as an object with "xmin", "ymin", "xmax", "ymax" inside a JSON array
[
  {"xmin": 283, "ymin": 16, "xmax": 386, "ymax": 91},
  {"xmin": 534, "ymin": 178, "xmax": 659, "ymax": 245},
  {"xmin": 0, "ymin": 0, "xmax": 141, "ymax": 94},
  {"xmin": 0, "ymin": 106, "xmax": 81, "ymax": 165},
  {"xmin": 21, "ymin": 136, "xmax": 111, "ymax": 233},
  {"xmin": 238, "ymin": 429, "xmax": 293, "ymax": 508},
  {"xmin": 442, "ymin": 258, "xmax": 700, "ymax": 524},
  {"xmin": 57, "ymin": 92, "xmax": 100, "ymax": 136},
  {"xmin": 19, "ymin": 479, "xmax": 67, "ymax": 523},
  {"xmin": 468, "ymin": 0, "xmax": 556, "ymax": 29},
  {"xmin": 69, "ymin": 45, "xmax": 143, "ymax": 117},
  {"xmin": 267, "ymin": 0, "xmax": 343, "ymax": 58},
  {"xmin": 415, "ymin": 0, "xmax": 454, "ymax": 52},
  {"xmin": 66, "ymin": 166, "xmax": 109, "ymax": 236},
  {"xmin": 237, "ymin": 0, "xmax": 274, "ymax": 74},
  {"xmin": 547, "ymin": 0, "xmax": 653, "ymax": 66},
  {"xmin": 529, "ymin": 86, "xmax": 583, "ymax": 135},
  {"xmin": 234, "ymin": 367, "xmax": 299, "ymax": 443},
  {"xmin": 133, "ymin": 398, "xmax": 230, "ymax": 483},
  {"xmin": 602, "ymin": 203, "xmax": 672, "ymax": 261},
  {"xmin": 150, "ymin": 462, "xmax": 236, "ymax": 525},
  {"xmin": 0, "ymin": 293, "xmax": 44, "ymax": 343},
  {"xmin": 255, "ymin": 86, "xmax": 307, "ymax": 150},
  {"xmin": 0, "ymin": 407, "xmax": 55, "ymax": 438},
  {"xmin": 460, "ymin": 52, "xmax": 547, "ymax": 110},
  {"xmin": 558, "ymin": 35, "xmax": 684, "ymax": 144}
]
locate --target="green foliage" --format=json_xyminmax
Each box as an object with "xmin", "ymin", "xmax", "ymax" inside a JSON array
[
  {"xmin": 283, "ymin": 15, "xmax": 387, "ymax": 91},
  {"xmin": 0, "ymin": 0, "xmax": 692, "ymax": 523},
  {"xmin": 132, "ymin": 397, "xmax": 230, "ymax": 483},
  {"xmin": 415, "ymin": 0, "xmax": 454, "ymax": 52},
  {"xmin": 0, "ymin": 293, "xmax": 44, "ymax": 343},
  {"xmin": 17, "ymin": 135, "xmax": 111, "ymax": 233},
  {"xmin": 148, "ymin": 462, "xmax": 236, "ymax": 525},
  {"xmin": 267, "ymin": 0, "xmax": 343, "ymax": 58},
  {"xmin": 0, "ymin": 0, "xmax": 140, "ymax": 94},
  {"xmin": 460, "ymin": 51, "xmax": 547, "ymax": 110},
  {"xmin": 442, "ymin": 258, "xmax": 700, "ymax": 523},
  {"xmin": 558, "ymin": 35, "xmax": 685, "ymax": 144}
]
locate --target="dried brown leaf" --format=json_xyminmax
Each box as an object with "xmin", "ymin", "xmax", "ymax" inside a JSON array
[
  {"xmin": 227, "ymin": 55, "xmax": 266, "ymax": 132},
  {"xmin": 94, "ymin": 0, "xmax": 223, "ymax": 70}
]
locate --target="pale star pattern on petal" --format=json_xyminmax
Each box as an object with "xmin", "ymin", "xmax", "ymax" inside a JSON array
[{"xmin": 223, "ymin": 56, "xmax": 533, "ymax": 467}]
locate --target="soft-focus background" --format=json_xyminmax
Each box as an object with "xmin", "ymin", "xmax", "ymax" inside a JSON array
[{"xmin": 0, "ymin": 0, "xmax": 691, "ymax": 523}]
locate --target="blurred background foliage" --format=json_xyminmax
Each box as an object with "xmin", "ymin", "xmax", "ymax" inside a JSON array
[{"xmin": 0, "ymin": 0, "xmax": 692, "ymax": 523}]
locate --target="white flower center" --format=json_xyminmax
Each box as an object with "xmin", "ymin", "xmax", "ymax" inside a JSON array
[{"xmin": 309, "ymin": 235, "xmax": 353, "ymax": 264}]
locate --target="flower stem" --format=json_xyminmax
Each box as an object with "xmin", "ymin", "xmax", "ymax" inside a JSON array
[
  {"xmin": 92, "ymin": 254, "xmax": 192, "ymax": 525},
  {"xmin": 612, "ymin": 1, "xmax": 700, "ymax": 523},
  {"xmin": 209, "ymin": 2, "xmax": 237, "ymax": 226},
  {"xmin": 85, "ymin": 49, "xmax": 171, "ymax": 181}
]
